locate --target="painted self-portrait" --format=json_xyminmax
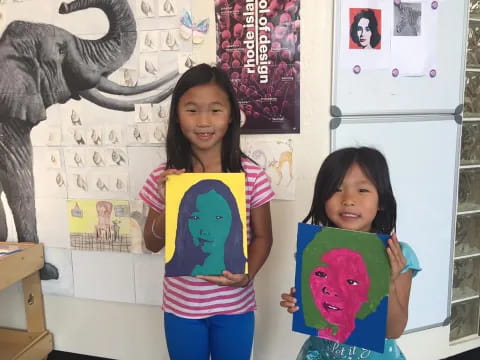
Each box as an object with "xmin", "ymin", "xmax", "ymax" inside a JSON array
[
  {"xmin": 165, "ymin": 178, "xmax": 246, "ymax": 277},
  {"xmin": 293, "ymin": 224, "xmax": 390, "ymax": 353},
  {"xmin": 309, "ymin": 248, "xmax": 370, "ymax": 342},
  {"xmin": 349, "ymin": 8, "xmax": 382, "ymax": 50}
]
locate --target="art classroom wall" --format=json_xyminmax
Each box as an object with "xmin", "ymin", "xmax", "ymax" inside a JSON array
[{"xmin": 0, "ymin": 1, "xmax": 479, "ymax": 360}]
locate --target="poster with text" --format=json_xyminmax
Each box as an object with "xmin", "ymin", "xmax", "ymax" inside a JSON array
[{"xmin": 215, "ymin": 0, "xmax": 300, "ymax": 133}]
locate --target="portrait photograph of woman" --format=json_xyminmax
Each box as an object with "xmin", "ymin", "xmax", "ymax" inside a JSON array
[
  {"xmin": 165, "ymin": 174, "xmax": 247, "ymax": 277},
  {"xmin": 349, "ymin": 8, "xmax": 382, "ymax": 50}
]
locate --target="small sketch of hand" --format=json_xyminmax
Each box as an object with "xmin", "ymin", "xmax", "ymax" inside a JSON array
[
  {"xmin": 141, "ymin": 0, "xmax": 153, "ymax": 16},
  {"xmin": 185, "ymin": 56, "xmax": 195, "ymax": 69},
  {"xmin": 157, "ymin": 105, "xmax": 167, "ymax": 118},
  {"xmin": 108, "ymin": 129, "xmax": 120, "ymax": 144},
  {"xmin": 139, "ymin": 105, "xmax": 150, "ymax": 122},
  {"xmin": 145, "ymin": 59, "xmax": 158, "ymax": 76},
  {"xmin": 165, "ymin": 31, "xmax": 177, "ymax": 49},
  {"xmin": 73, "ymin": 152, "xmax": 84, "ymax": 167},
  {"xmin": 163, "ymin": 0, "xmax": 174, "ymax": 14},
  {"xmin": 76, "ymin": 175, "xmax": 88, "ymax": 191},
  {"xmin": 92, "ymin": 151, "xmax": 104, "ymax": 166},
  {"xmin": 116, "ymin": 178, "xmax": 125, "ymax": 191},
  {"xmin": 153, "ymin": 126, "xmax": 165, "ymax": 142},
  {"xmin": 71, "ymin": 109, "xmax": 82, "ymax": 126},
  {"xmin": 91, "ymin": 129, "xmax": 102, "ymax": 145},
  {"xmin": 111, "ymin": 150, "xmax": 126, "ymax": 166},
  {"xmin": 56, "ymin": 173, "xmax": 65, "ymax": 187},
  {"xmin": 144, "ymin": 33, "xmax": 154, "ymax": 49},
  {"xmin": 50, "ymin": 154, "xmax": 58, "ymax": 166},
  {"xmin": 74, "ymin": 130, "xmax": 85, "ymax": 145},
  {"xmin": 96, "ymin": 178, "xmax": 109, "ymax": 191},
  {"xmin": 133, "ymin": 127, "xmax": 142, "ymax": 142}
]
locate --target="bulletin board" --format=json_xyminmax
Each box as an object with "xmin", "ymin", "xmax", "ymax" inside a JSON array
[
  {"xmin": 331, "ymin": 115, "xmax": 461, "ymax": 332},
  {"xmin": 331, "ymin": 0, "xmax": 468, "ymax": 117}
]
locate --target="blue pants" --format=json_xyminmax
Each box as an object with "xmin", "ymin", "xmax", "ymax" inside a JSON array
[{"xmin": 164, "ymin": 311, "xmax": 255, "ymax": 360}]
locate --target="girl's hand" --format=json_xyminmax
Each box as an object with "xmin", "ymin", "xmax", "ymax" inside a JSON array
[
  {"xmin": 280, "ymin": 287, "xmax": 299, "ymax": 313},
  {"xmin": 157, "ymin": 168, "xmax": 185, "ymax": 201},
  {"xmin": 387, "ymin": 233, "xmax": 407, "ymax": 282},
  {"xmin": 196, "ymin": 271, "xmax": 250, "ymax": 287}
]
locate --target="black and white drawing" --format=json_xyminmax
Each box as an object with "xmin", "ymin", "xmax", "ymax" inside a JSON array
[
  {"xmin": 394, "ymin": 2, "xmax": 422, "ymax": 36},
  {"xmin": 0, "ymin": 0, "xmax": 180, "ymax": 280}
]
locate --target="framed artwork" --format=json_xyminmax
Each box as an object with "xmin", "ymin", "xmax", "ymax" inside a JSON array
[
  {"xmin": 293, "ymin": 223, "xmax": 390, "ymax": 353},
  {"xmin": 165, "ymin": 173, "xmax": 247, "ymax": 276}
]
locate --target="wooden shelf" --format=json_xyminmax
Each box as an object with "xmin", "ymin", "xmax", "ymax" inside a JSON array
[{"xmin": 0, "ymin": 242, "xmax": 53, "ymax": 360}]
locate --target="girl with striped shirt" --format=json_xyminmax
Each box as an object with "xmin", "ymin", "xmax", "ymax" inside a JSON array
[{"xmin": 139, "ymin": 64, "xmax": 274, "ymax": 360}]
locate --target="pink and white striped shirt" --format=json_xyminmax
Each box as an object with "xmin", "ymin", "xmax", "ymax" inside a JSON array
[{"xmin": 139, "ymin": 157, "xmax": 274, "ymax": 319}]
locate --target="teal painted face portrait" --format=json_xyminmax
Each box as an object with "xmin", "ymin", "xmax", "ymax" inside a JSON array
[
  {"xmin": 188, "ymin": 190, "xmax": 233, "ymax": 254},
  {"xmin": 165, "ymin": 179, "xmax": 246, "ymax": 277}
]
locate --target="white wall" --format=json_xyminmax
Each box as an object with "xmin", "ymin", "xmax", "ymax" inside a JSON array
[{"xmin": 1, "ymin": 1, "xmax": 479, "ymax": 359}]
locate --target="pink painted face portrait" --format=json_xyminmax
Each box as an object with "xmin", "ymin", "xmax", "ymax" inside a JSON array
[{"xmin": 309, "ymin": 248, "xmax": 370, "ymax": 327}]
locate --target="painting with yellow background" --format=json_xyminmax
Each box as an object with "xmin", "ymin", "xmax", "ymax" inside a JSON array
[{"xmin": 165, "ymin": 173, "xmax": 247, "ymax": 277}]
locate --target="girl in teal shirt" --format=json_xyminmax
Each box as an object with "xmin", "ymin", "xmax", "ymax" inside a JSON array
[{"xmin": 280, "ymin": 147, "xmax": 421, "ymax": 360}]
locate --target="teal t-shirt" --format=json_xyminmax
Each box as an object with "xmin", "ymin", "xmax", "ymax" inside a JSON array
[{"xmin": 296, "ymin": 242, "xmax": 421, "ymax": 360}]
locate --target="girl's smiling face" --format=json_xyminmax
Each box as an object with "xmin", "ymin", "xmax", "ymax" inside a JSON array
[
  {"xmin": 177, "ymin": 82, "xmax": 231, "ymax": 156},
  {"xmin": 325, "ymin": 162, "xmax": 379, "ymax": 233},
  {"xmin": 309, "ymin": 248, "xmax": 370, "ymax": 327}
]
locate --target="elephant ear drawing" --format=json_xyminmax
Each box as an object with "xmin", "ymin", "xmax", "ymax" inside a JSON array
[{"xmin": 0, "ymin": 22, "xmax": 53, "ymax": 124}]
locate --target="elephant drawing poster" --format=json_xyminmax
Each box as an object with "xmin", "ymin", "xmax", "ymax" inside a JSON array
[
  {"xmin": 165, "ymin": 173, "xmax": 248, "ymax": 277},
  {"xmin": 292, "ymin": 223, "xmax": 390, "ymax": 353},
  {"xmin": 0, "ymin": 0, "xmax": 201, "ymax": 303}
]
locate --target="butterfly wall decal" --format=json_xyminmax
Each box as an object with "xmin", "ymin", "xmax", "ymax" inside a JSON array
[{"xmin": 180, "ymin": 9, "xmax": 209, "ymax": 44}]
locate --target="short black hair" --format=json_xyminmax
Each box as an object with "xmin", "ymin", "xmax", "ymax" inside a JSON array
[
  {"xmin": 166, "ymin": 63, "xmax": 244, "ymax": 172},
  {"xmin": 350, "ymin": 9, "xmax": 381, "ymax": 48},
  {"xmin": 303, "ymin": 147, "xmax": 396, "ymax": 234}
]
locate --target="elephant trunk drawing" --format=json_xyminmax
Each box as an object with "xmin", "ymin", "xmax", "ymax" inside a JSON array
[
  {"xmin": 59, "ymin": 0, "xmax": 137, "ymax": 86},
  {"xmin": 0, "ymin": 0, "xmax": 179, "ymax": 280}
]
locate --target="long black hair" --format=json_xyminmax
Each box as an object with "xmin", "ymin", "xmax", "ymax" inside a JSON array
[
  {"xmin": 303, "ymin": 147, "xmax": 396, "ymax": 235},
  {"xmin": 165, "ymin": 179, "xmax": 246, "ymax": 276},
  {"xmin": 166, "ymin": 63, "xmax": 245, "ymax": 172},
  {"xmin": 350, "ymin": 9, "xmax": 381, "ymax": 48}
]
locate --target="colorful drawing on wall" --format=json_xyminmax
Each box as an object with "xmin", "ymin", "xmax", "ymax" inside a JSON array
[
  {"xmin": 215, "ymin": 0, "xmax": 300, "ymax": 134},
  {"xmin": 180, "ymin": 9, "xmax": 209, "ymax": 44},
  {"xmin": 68, "ymin": 200, "xmax": 131, "ymax": 252},
  {"xmin": 349, "ymin": 8, "xmax": 382, "ymax": 50},
  {"xmin": 242, "ymin": 136, "xmax": 295, "ymax": 200},
  {"xmin": 165, "ymin": 173, "xmax": 247, "ymax": 277},
  {"xmin": 293, "ymin": 223, "xmax": 390, "ymax": 353}
]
